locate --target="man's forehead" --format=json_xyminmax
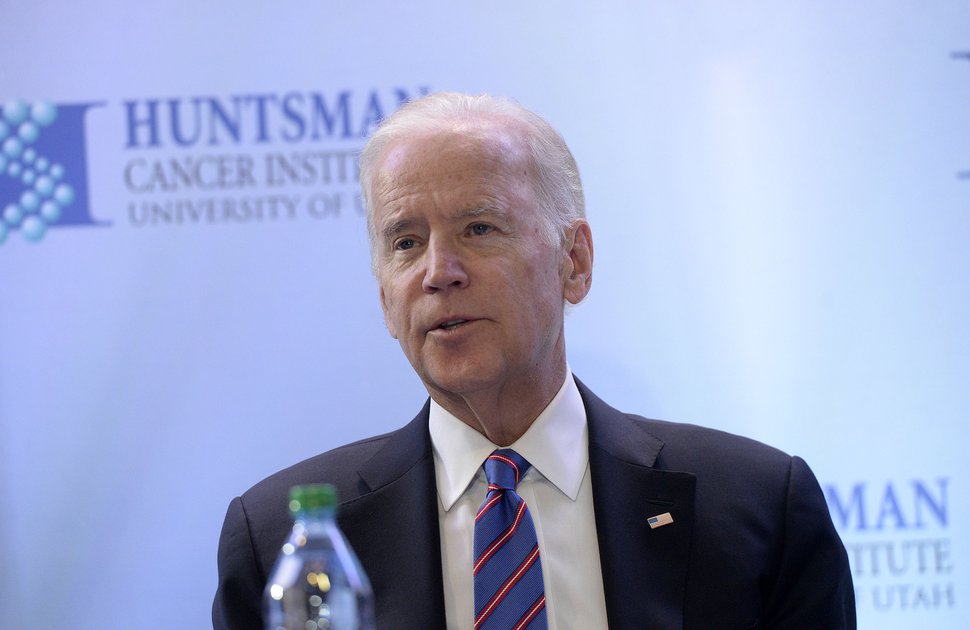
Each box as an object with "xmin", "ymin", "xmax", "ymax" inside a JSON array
[
  {"xmin": 369, "ymin": 119, "xmax": 541, "ymax": 240},
  {"xmin": 377, "ymin": 120, "xmax": 531, "ymax": 175}
]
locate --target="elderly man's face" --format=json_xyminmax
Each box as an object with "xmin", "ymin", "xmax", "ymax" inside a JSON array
[{"xmin": 372, "ymin": 126, "xmax": 576, "ymax": 404}]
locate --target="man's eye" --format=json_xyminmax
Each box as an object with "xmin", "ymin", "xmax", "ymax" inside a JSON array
[
  {"xmin": 395, "ymin": 238, "xmax": 416, "ymax": 251},
  {"xmin": 470, "ymin": 223, "xmax": 492, "ymax": 236}
]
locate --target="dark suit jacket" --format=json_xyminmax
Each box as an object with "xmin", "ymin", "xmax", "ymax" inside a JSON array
[{"xmin": 213, "ymin": 379, "xmax": 855, "ymax": 629}]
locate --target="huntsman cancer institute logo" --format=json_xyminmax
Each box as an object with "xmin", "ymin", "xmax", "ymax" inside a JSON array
[{"xmin": 0, "ymin": 99, "xmax": 104, "ymax": 246}]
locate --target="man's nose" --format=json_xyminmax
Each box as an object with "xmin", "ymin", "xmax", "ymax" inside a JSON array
[{"xmin": 422, "ymin": 238, "xmax": 468, "ymax": 292}]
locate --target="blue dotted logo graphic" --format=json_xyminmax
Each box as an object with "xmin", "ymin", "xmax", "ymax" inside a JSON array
[{"xmin": 0, "ymin": 99, "xmax": 105, "ymax": 246}]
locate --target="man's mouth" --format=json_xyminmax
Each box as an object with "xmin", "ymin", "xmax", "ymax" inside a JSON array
[{"xmin": 438, "ymin": 319, "xmax": 468, "ymax": 331}]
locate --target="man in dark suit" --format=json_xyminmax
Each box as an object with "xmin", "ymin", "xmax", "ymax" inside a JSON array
[{"xmin": 214, "ymin": 92, "xmax": 855, "ymax": 629}]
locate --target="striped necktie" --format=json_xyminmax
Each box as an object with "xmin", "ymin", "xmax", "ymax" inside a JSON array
[{"xmin": 473, "ymin": 449, "xmax": 548, "ymax": 630}]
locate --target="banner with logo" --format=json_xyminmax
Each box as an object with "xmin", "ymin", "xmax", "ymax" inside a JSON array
[{"xmin": 1, "ymin": 3, "xmax": 967, "ymax": 628}]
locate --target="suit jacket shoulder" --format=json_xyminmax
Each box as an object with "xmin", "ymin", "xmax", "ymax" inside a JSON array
[
  {"xmin": 577, "ymin": 380, "xmax": 855, "ymax": 629},
  {"xmin": 213, "ymin": 401, "xmax": 447, "ymax": 630}
]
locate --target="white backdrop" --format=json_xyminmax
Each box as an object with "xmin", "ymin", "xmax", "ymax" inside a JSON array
[{"xmin": 1, "ymin": 2, "xmax": 968, "ymax": 628}]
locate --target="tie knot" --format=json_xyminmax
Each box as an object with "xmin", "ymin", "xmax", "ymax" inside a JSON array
[{"xmin": 483, "ymin": 449, "xmax": 531, "ymax": 491}]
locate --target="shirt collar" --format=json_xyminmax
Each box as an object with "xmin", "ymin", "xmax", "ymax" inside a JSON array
[{"xmin": 429, "ymin": 371, "xmax": 588, "ymax": 511}]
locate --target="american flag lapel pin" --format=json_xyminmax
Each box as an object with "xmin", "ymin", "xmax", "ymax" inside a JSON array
[{"xmin": 647, "ymin": 512, "xmax": 674, "ymax": 529}]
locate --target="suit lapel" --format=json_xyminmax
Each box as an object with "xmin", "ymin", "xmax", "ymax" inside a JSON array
[
  {"xmin": 579, "ymin": 380, "xmax": 697, "ymax": 629},
  {"xmin": 337, "ymin": 403, "xmax": 448, "ymax": 630}
]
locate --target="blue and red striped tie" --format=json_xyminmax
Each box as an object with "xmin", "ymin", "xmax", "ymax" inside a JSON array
[{"xmin": 473, "ymin": 449, "xmax": 548, "ymax": 630}]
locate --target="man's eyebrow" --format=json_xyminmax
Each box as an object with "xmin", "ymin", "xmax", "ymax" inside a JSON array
[
  {"xmin": 461, "ymin": 206, "xmax": 491, "ymax": 218},
  {"xmin": 458, "ymin": 205, "xmax": 508, "ymax": 221},
  {"xmin": 380, "ymin": 218, "xmax": 413, "ymax": 240},
  {"xmin": 379, "ymin": 206, "xmax": 508, "ymax": 240}
]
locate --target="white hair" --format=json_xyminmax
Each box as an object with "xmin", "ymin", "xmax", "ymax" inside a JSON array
[{"xmin": 358, "ymin": 92, "xmax": 585, "ymax": 271}]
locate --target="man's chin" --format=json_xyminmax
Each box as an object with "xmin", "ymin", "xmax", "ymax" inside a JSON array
[{"xmin": 420, "ymin": 364, "xmax": 503, "ymax": 400}]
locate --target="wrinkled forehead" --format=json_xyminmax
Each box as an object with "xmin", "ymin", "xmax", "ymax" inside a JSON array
[{"xmin": 374, "ymin": 119, "xmax": 535, "ymax": 185}]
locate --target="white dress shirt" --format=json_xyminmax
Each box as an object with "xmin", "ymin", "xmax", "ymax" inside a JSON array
[{"xmin": 429, "ymin": 373, "xmax": 610, "ymax": 629}]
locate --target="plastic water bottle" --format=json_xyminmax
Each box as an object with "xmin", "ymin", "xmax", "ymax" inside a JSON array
[{"xmin": 263, "ymin": 484, "xmax": 376, "ymax": 630}]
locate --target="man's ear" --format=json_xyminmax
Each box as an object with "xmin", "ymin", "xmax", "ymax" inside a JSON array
[
  {"xmin": 379, "ymin": 285, "xmax": 399, "ymax": 339},
  {"xmin": 562, "ymin": 219, "xmax": 594, "ymax": 305}
]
